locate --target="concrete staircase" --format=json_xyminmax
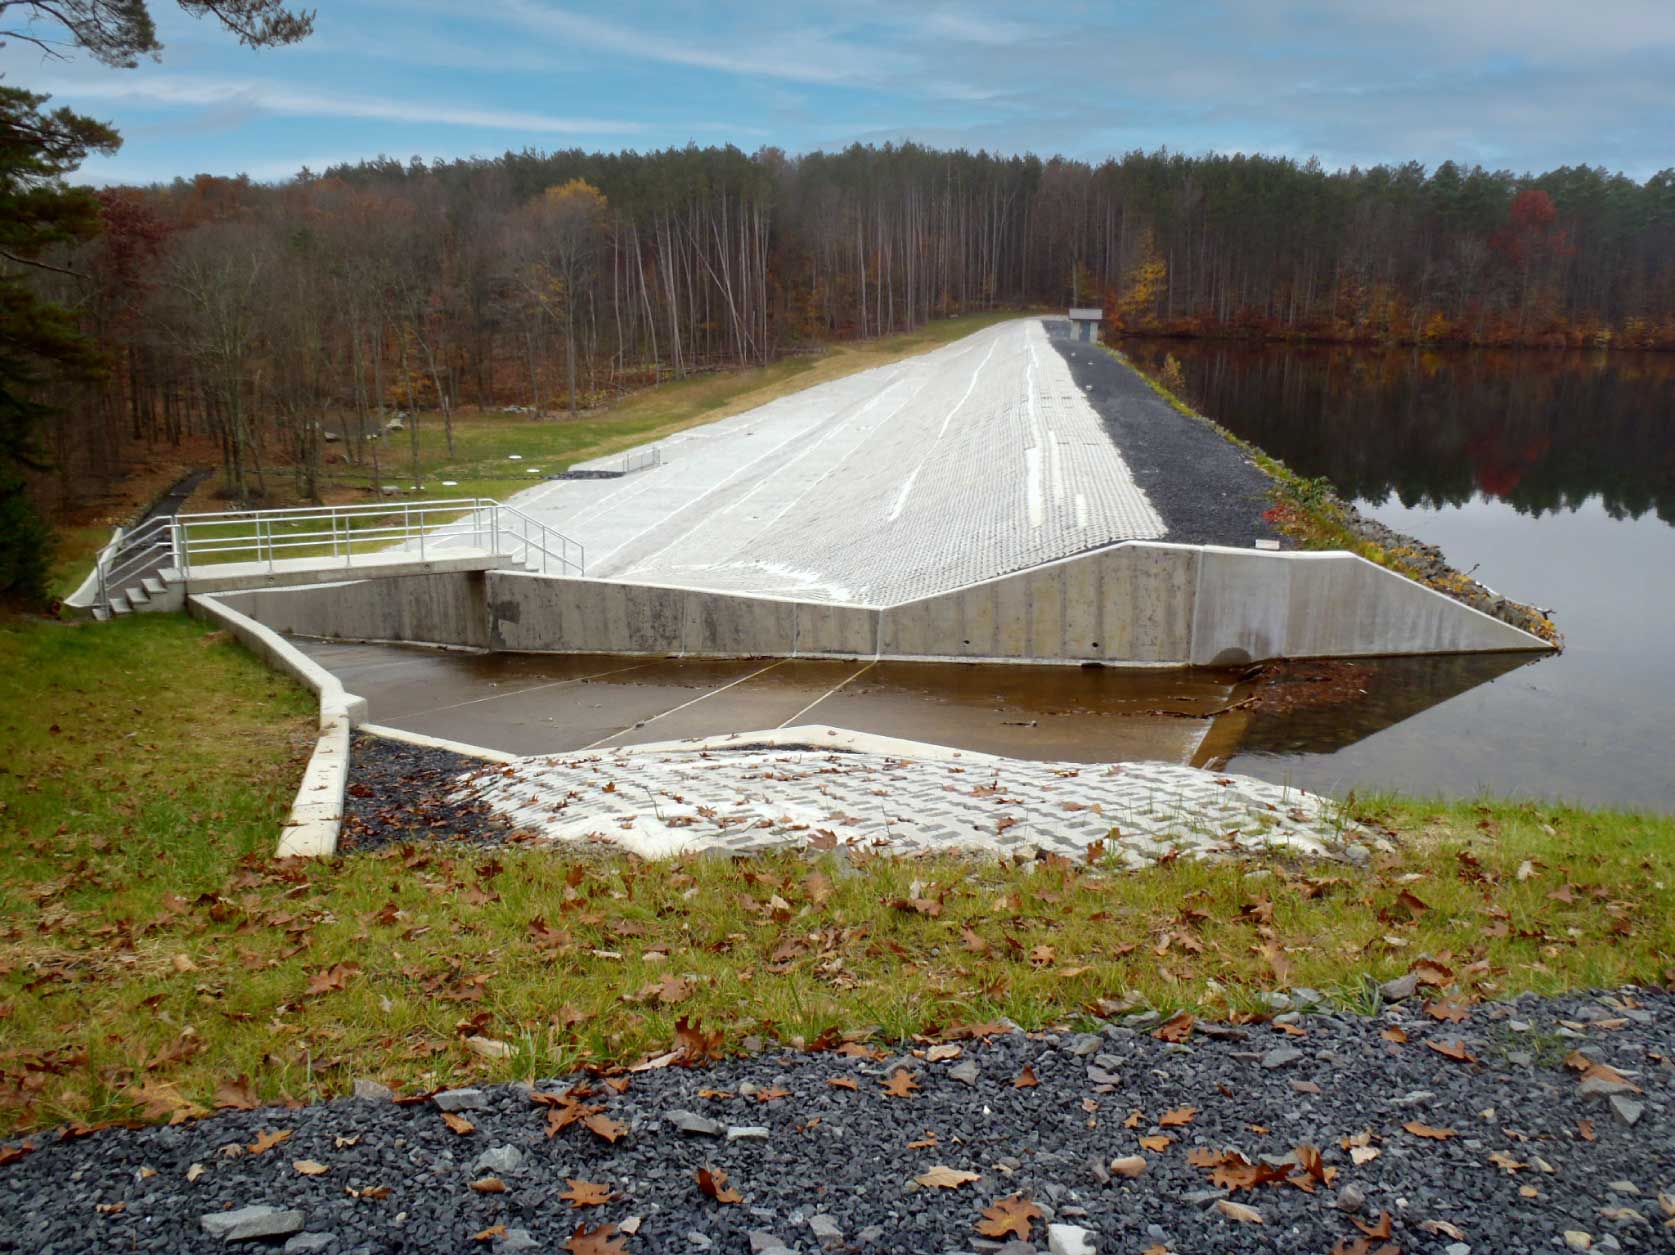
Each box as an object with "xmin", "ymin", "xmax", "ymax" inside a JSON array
[
  {"xmin": 90, "ymin": 571, "xmax": 183, "ymax": 621},
  {"xmin": 71, "ymin": 498, "xmax": 583, "ymax": 622}
]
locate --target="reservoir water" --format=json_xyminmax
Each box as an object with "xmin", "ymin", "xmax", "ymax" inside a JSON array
[{"xmin": 1122, "ymin": 339, "xmax": 1675, "ymax": 813}]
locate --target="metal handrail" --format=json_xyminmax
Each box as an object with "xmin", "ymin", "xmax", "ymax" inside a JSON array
[{"xmin": 90, "ymin": 497, "xmax": 584, "ymax": 616}]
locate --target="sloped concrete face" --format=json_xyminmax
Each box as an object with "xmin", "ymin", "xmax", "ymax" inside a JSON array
[
  {"xmin": 879, "ymin": 544, "xmax": 1198, "ymax": 663},
  {"xmin": 1188, "ymin": 546, "xmax": 1544, "ymax": 664}
]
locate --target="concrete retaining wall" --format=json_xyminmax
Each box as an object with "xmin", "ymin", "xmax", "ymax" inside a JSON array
[
  {"xmin": 214, "ymin": 571, "xmax": 491, "ymax": 649},
  {"xmin": 486, "ymin": 571, "xmax": 878, "ymax": 657},
  {"xmin": 221, "ymin": 542, "xmax": 1550, "ymax": 666}
]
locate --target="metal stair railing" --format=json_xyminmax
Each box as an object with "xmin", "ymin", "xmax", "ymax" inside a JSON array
[
  {"xmin": 88, "ymin": 498, "xmax": 585, "ymax": 617},
  {"xmin": 94, "ymin": 515, "xmax": 179, "ymax": 614},
  {"xmin": 483, "ymin": 499, "xmax": 586, "ymax": 575}
]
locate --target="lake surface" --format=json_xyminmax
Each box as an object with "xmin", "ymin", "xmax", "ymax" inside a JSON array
[{"xmin": 1123, "ymin": 339, "xmax": 1675, "ymax": 814}]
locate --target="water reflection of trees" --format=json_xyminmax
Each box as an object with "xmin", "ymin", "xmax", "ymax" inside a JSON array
[{"xmin": 1124, "ymin": 340, "xmax": 1675, "ymax": 525}]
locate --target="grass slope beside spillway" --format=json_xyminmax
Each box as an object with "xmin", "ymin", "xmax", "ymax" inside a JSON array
[{"xmin": 2, "ymin": 612, "xmax": 1669, "ymax": 1138}]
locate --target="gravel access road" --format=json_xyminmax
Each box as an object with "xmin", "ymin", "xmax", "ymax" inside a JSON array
[{"xmin": 3, "ymin": 990, "xmax": 1668, "ymax": 1254}]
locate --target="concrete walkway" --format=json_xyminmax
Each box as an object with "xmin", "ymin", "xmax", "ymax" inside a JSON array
[{"xmin": 504, "ymin": 319, "xmax": 1165, "ymax": 606}]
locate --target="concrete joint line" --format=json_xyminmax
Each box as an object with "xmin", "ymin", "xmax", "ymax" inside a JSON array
[
  {"xmin": 776, "ymin": 660, "xmax": 877, "ymax": 729},
  {"xmin": 356, "ymin": 723, "xmax": 519, "ymax": 764},
  {"xmin": 577, "ymin": 658, "xmax": 790, "ymax": 751}
]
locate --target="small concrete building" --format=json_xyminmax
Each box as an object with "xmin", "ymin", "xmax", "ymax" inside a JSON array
[{"xmin": 1068, "ymin": 307, "xmax": 1103, "ymax": 342}]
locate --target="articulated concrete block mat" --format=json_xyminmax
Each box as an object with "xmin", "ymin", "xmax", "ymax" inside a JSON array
[
  {"xmin": 506, "ymin": 319, "xmax": 1165, "ymax": 607},
  {"xmin": 461, "ymin": 724, "xmax": 1377, "ymax": 865}
]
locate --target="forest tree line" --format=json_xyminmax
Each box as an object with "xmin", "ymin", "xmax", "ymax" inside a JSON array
[{"xmin": 20, "ymin": 141, "xmax": 1675, "ymax": 512}]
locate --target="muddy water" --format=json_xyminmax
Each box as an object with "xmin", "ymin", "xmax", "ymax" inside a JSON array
[
  {"xmin": 1124, "ymin": 338, "xmax": 1675, "ymax": 813},
  {"xmin": 300, "ymin": 641, "xmax": 1507, "ymax": 774}
]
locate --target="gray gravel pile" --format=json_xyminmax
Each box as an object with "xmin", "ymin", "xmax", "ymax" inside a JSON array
[
  {"xmin": 1, "ymin": 990, "xmax": 1669, "ymax": 1254},
  {"xmin": 340, "ymin": 735, "xmax": 517, "ymax": 853}
]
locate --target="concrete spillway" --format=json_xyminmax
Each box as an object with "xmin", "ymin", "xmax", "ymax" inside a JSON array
[{"xmin": 203, "ymin": 317, "xmax": 1551, "ymax": 667}]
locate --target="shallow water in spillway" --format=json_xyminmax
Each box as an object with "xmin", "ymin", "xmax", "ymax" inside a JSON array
[{"xmin": 297, "ymin": 641, "xmax": 1520, "ymax": 782}]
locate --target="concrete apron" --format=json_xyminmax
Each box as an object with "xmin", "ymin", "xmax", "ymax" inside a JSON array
[{"xmin": 299, "ymin": 640, "xmax": 1244, "ymax": 766}]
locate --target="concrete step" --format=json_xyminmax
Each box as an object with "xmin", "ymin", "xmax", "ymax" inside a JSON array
[
  {"xmin": 107, "ymin": 595, "xmax": 131, "ymax": 615},
  {"xmin": 91, "ymin": 606, "xmax": 111, "ymax": 623},
  {"xmin": 125, "ymin": 585, "xmax": 149, "ymax": 606},
  {"xmin": 141, "ymin": 575, "xmax": 166, "ymax": 596},
  {"xmin": 158, "ymin": 567, "xmax": 183, "ymax": 583}
]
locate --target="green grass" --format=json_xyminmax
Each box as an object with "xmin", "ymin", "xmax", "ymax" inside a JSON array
[
  {"xmin": 2, "ymin": 612, "xmax": 1670, "ymax": 1137},
  {"xmin": 48, "ymin": 525, "xmax": 115, "ymax": 601}
]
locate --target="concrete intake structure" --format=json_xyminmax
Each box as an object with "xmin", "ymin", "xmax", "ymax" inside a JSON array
[{"xmin": 206, "ymin": 538, "xmax": 1550, "ymax": 667}]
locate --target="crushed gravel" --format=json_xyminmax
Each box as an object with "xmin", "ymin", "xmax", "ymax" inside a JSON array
[
  {"xmin": 2, "ymin": 989, "xmax": 1669, "ymax": 1254},
  {"xmin": 339, "ymin": 735, "xmax": 517, "ymax": 853},
  {"xmin": 1043, "ymin": 326, "xmax": 1283, "ymax": 550}
]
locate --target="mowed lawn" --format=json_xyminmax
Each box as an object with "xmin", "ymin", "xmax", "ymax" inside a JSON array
[{"xmin": 2, "ymin": 612, "xmax": 1672, "ymax": 1140}]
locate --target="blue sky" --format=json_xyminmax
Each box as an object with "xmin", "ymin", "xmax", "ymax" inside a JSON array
[{"xmin": 6, "ymin": 0, "xmax": 1674, "ymax": 185}]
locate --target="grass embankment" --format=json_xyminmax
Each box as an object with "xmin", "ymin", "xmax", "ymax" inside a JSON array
[
  {"xmin": 3, "ymin": 614, "xmax": 1670, "ymax": 1138},
  {"xmin": 1105, "ymin": 346, "xmax": 1560, "ymax": 643}
]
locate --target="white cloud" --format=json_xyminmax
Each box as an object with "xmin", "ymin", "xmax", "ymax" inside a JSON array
[
  {"xmin": 37, "ymin": 74, "xmax": 652, "ymax": 134},
  {"xmin": 491, "ymin": 0, "xmax": 914, "ymax": 86}
]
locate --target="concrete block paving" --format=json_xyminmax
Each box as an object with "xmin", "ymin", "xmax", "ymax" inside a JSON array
[
  {"xmin": 507, "ymin": 319, "xmax": 1165, "ymax": 606},
  {"xmin": 463, "ymin": 727, "xmax": 1374, "ymax": 865}
]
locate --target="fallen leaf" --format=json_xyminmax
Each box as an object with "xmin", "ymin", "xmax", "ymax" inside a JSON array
[
  {"xmin": 926, "ymin": 1044, "xmax": 963, "ymax": 1062},
  {"xmin": 1013, "ymin": 1066, "xmax": 1040, "ymax": 1089},
  {"xmin": 1159, "ymin": 1106, "xmax": 1198, "ymax": 1127},
  {"xmin": 185, "ymin": 1163, "xmax": 205, "ymax": 1182},
  {"xmin": 1380, "ymin": 1027, "xmax": 1408, "ymax": 1044},
  {"xmin": 1425, "ymin": 1039, "xmax": 1478, "ymax": 1064},
  {"xmin": 1353, "ymin": 1211, "xmax": 1394, "ymax": 1239},
  {"xmin": 915, "ymin": 1165, "xmax": 981, "ymax": 1189},
  {"xmin": 975, "ymin": 1194, "xmax": 1042, "ymax": 1240},
  {"xmin": 442, "ymin": 1112, "xmax": 476, "ymax": 1136},
  {"xmin": 583, "ymin": 1113, "xmax": 628, "ymax": 1144},
  {"xmin": 1350, "ymin": 1146, "xmax": 1381, "ymax": 1166},
  {"xmin": 696, "ymin": 1165, "xmax": 742, "ymax": 1204},
  {"xmin": 560, "ymin": 1180, "xmax": 613, "ymax": 1208},
  {"xmin": 1215, "ymin": 1199, "xmax": 1264, "ymax": 1224},
  {"xmin": 292, "ymin": 1159, "xmax": 329, "ymax": 1176},
  {"xmin": 827, "ymin": 1077, "xmax": 859, "ymax": 1091},
  {"xmin": 470, "ymin": 1177, "xmax": 506, "ymax": 1193},
  {"xmin": 1153, "ymin": 1011, "xmax": 1195, "ymax": 1043},
  {"xmin": 213, "ymin": 1076, "xmax": 260, "ymax": 1110},
  {"xmin": 1139, "ymin": 1135, "xmax": 1173, "ymax": 1152},
  {"xmin": 304, "ymin": 962, "xmax": 359, "ymax": 996},
  {"xmin": 247, "ymin": 1129, "xmax": 292, "ymax": 1155},
  {"xmin": 472, "ymin": 1226, "xmax": 508, "ymax": 1242},
  {"xmin": 881, "ymin": 1070, "xmax": 919, "ymax": 1098},
  {"xmin": 755, "ymin": 1085, "xmax": 790, "ymax": 1103},
  {"xmin": 1110, "ymin": 1155, "xmax": 1148, "ymax": 1178},
  {"xmin": 564, "ymin": 1222, "xmax": 630, "ymax": 1254},
  {"xmin": 1403, "ymin": 1122, "xmax": 1455, "ymax": 1140}
]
